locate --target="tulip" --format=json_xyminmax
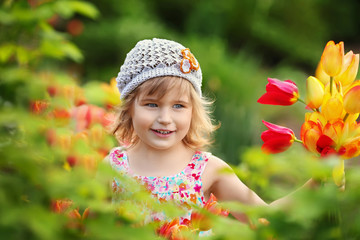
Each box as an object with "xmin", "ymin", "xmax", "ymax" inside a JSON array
[
  {"xmin": 306, "ymin": 76, "xmax": 325, "ymax": 109},
  {"xmin": 301, "ymin": 120, "xmax": 323, "ymax": 154},
  {"xmin": 343, "ymin": 82, "xmax": 360, "ymax": 114},
  {"xmin": 157, "ymin": 218, "xmax": 189, "ymax": 240},
  {"xmin": 304, "ymin": 112, "xmax": 327, "ymax": 127},
  {"xmin": 261, "ymin": 120, "xmax": 295, "ymax": 153},
  {"xmin": 338, "ymin": 118, "xmax": 360, "ymax": 159},
  {"xmin": 315, "ymin": 61, "xmax": 330, "ymax": 85},
  {"xmin": 334, "ymin": 51, "xmax": 359, "ymax": 87},
  {"xmin": 320, "ymin": 41, "xmax": 344, "ymax": 77},
  {"xmin": 322, "ymin": 94, "xmax": 344, "ymax": 121},
  {"xmin": 316, "ymin": 135, "xmax": 337, "ymax": 157},
  {"xmin": 190, "ymin": 194, "xmax": 228, "ymax": 231},
  {"xmin": 258, "ymin": 78, "xmax": 299, "ymax": 106},
  {"xmin": 322, "ymin": 120, "xmax": 344, "ymax": 145}
]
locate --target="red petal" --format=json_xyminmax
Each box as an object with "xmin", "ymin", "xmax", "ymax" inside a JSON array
[
  {"xmin": 316, "ymin": 135, "xmax": 335, "ymax": 149},
  {"xmin": 267, "ymin": 78, "xmax": 298, "ymax": 94},
  {"xmin": 257, "ymin": 92, "xmax": 295, "ymax": 105},
  {"xmin": 262, "ymin": 120, "xmax": 294, "ymax": 135},
  {"xmin": 262, "ymin": 137, "xmax": 293, "ymax": 153},
  {"xmin": 261, "ymin": 130, "xmax": 293, "ymax": 142}
]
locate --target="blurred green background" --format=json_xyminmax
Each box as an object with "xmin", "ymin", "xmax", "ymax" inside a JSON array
[{"xmin": 2, "ymin": 1, "xmax": 360, "ymax": 239}]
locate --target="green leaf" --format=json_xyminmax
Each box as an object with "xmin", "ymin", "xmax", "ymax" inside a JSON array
[
  {"xmin": 54, "ymin": 1, "xmax": 99, "ymax": 19},
  {"xmin": 60, "ymin": 41, "xmax": 83, "ymax": 62},
  {"xmin": 0, "ymin": 43, "xmax": 16, "ymax": 63},
  {"xmin": 67, "ymin": 1, "xmax": 99, "ymax": 19}
]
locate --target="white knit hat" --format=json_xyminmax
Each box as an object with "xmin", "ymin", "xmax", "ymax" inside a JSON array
[{"xmin": 116, "ymin": 38, "xmax": 202, "ymax": 99}]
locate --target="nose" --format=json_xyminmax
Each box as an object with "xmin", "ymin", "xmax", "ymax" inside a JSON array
[{"xmin": 157, "ymin": 107, "xmax": 172, "ymax": 125}]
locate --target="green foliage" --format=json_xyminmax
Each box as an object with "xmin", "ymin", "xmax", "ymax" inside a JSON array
[{"xmin": 2, "ymin": 1, "xmax": 360, "ymax": 239}]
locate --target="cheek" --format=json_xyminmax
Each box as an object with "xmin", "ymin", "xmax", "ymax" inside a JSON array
[
  {"xmin": 179, "ymin": 111, "xmax": 193, "ymax": 130},
  {"xmin": 132, "ymin": 113, "xmax": 153, "ymax": 130}
]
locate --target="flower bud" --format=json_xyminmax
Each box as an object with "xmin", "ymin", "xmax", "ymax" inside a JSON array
[
  {"xmin": 306, "ymin": 76, "xmax": 325, "ymax": 109},
  {"xmin": 321, "ymin": 41, "xmax": 344, "ymax": 77},
  {"xmin": 258, "ymin": 78, "xmax": 299, "ymax": 106}
]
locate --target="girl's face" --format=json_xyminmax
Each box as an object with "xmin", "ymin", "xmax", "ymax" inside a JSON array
[{"xmin": 131, "ymin": 86, "xmax": 193, "ymax": 151}]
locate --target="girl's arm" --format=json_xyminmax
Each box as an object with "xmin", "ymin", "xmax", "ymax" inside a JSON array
[
  {"xmin": 202, "ymin": 155, "xmax": 318, "ymax": 221},
  {"xmin": 202, "ymin": 155, "xmax": 267, "ymax": 206}
]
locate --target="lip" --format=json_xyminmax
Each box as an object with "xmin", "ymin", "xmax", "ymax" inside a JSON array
[{"xmin": 151, "ymin": 129, "xmax": 175, "ymax": 138}]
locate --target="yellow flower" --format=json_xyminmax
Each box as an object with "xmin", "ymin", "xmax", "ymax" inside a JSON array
[
  {"xmin": 343, "ymin": 81, "xmax": 360, "ymax": 114},
  {"xmin": 101, "ymin": 78, "xmax": 121, "ymax": 106},
  {"xmin": 322, "ymin": 93, "xmax": 343, "ymax": 121},
  {"xmin": 334, "ymin": 51, "xmax": 359, "ymax": 87},
  {"xmin": 321, "ymin": 41, "xmax": 344, "ymax": 77},
  {"xmin": 306, "ymin": 76, "xmax": 324, "ymax": 109},
  {"xmin": 315, "ymin": 61, "xmax": 330, "ymax": 85}
]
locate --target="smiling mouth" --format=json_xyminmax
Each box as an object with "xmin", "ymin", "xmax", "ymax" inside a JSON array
[{"xmin": 152, "ymin": 129, "xmax": 174, "ymax": 135}]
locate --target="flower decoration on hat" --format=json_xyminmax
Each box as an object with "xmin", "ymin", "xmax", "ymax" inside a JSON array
[{"xmin": 180, "ymin": 48, "xmax": 200, "ymax": 74}]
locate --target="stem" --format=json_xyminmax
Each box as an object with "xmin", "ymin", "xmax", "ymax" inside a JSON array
[
  {"xmin": 294, "ymin": 138, "xmax": 303, "ymax": 144},
  {"xmin": 297, "ymin": 98, "xmax": 306, "ymax": 105},
  {"xmin": 330, "ymin": 76, "xmax": 334, "ymax": 95},
  {"xmin": 343, "ymin": 112, "xmax": 349, "ymax": 122},
  {"xmin": 297, "ymin": 98, "xmax": 318, "ymax": 112}
]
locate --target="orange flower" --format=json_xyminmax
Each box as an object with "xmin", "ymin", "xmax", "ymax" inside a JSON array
[
  {"xmin": 300, "ymin": 117, "xmax": 360, "ymax": 158},
  {"xmin": 30, "ymin": 100, "xmax": 49, "ymax": 114},
  {"xmin": 190, "ymin": 194, "xmax": 229, "ymax": 231},
  {"xmin": 180, "ymin": 48, "xmax": 200, "ymax": 74},
  {"xmin": 301, "ymin": 120, "xmax": 323, "ymax": 154},
  {"xmin": 320, "ymin": 41, "xmax": 344, "ymax": 77},
  {"xmin": 157, "ymin": 218, "xmax": 189, "ymax": 240},
  {"xmin": 51, "ymin": 199, "xmax": 73, "ymax": 213}
]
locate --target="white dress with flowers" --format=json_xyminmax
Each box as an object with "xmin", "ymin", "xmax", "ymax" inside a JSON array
[{"xmin": 108, "ymin": 146, "xmax": 209, "ymax": 225}]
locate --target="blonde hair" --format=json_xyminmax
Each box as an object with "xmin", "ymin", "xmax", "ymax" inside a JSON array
[{"xmin": 111, "ymin": 76, "xmax": 218, "ymax": 150}]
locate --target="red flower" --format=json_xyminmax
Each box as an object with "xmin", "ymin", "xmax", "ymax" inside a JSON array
[
  {"xmin": 258, "ymin": 78, "xmax": 299, "ymax": 106},
  {"xmin": 30, "ymin": 100, "xmax": 49, "ymax": 114},
  {"xmin": 190, "ymin": 194, "xmax": 229, "ymax": 231},
  {"xmin": 316, "ymin": 135, "xmax": 346, "ymax": 157},
  {"xmin": 157, "ymin": 218, "xmax": 189, "ymax": 240},
  {"xmin": 261, "ymin": 120, "xmax": 295, "ymax": 154}
]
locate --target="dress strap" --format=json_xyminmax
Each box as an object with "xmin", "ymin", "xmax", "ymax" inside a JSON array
[
  {"xmin": 186, "ymin": 151, "xmax": 210, "ymax": 176},
  {"xmin": 108, "ymin": 146, "xmax": 130, "ymax": 174}
]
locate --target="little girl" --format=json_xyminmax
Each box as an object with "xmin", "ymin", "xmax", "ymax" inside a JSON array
[{"xmin": 107, "ymin": 38, "xmax": 314, "ymax": 227}]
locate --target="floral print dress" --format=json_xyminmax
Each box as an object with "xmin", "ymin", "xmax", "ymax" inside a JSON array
[{"xmin": 108, "ymin": 147, "xmax": 209, "ymax": 225}]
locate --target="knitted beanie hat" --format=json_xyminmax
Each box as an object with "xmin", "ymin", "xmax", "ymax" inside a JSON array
[{"xmin": 116, "ymin": 38, "xmax": 202, "ymax": 99}]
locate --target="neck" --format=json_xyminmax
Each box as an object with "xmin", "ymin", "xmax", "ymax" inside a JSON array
[
  {"xmin": 129, "ymin": 141, "xmax": 191, "ymax": 162},
  {"xmin": 127, "ymin": 141, "xmax": 195, "ymax": 176}
]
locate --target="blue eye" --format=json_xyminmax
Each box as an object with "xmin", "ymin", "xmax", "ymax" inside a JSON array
[
  {"xmin": 146, "ymin": 103, "xmax": 158, "ymax": 107},
  {"xmin": 173, "ymin": 104, "xmax": 184, "ymax": 109}
]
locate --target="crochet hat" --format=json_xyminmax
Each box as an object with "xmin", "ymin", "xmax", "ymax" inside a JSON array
[{"xmin": 116, "ymin": 38, "xmax": 202, "ymax": 99}]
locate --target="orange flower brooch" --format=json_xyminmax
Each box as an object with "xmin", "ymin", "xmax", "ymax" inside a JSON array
[{"xmin": 180, "ymin": 48, "xmax": 200, "ymax": 74}]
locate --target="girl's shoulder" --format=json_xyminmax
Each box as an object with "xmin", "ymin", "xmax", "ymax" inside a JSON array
[{"xmin": 202, "ymin": 154, "xmax": 233, "ymax": 181}]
